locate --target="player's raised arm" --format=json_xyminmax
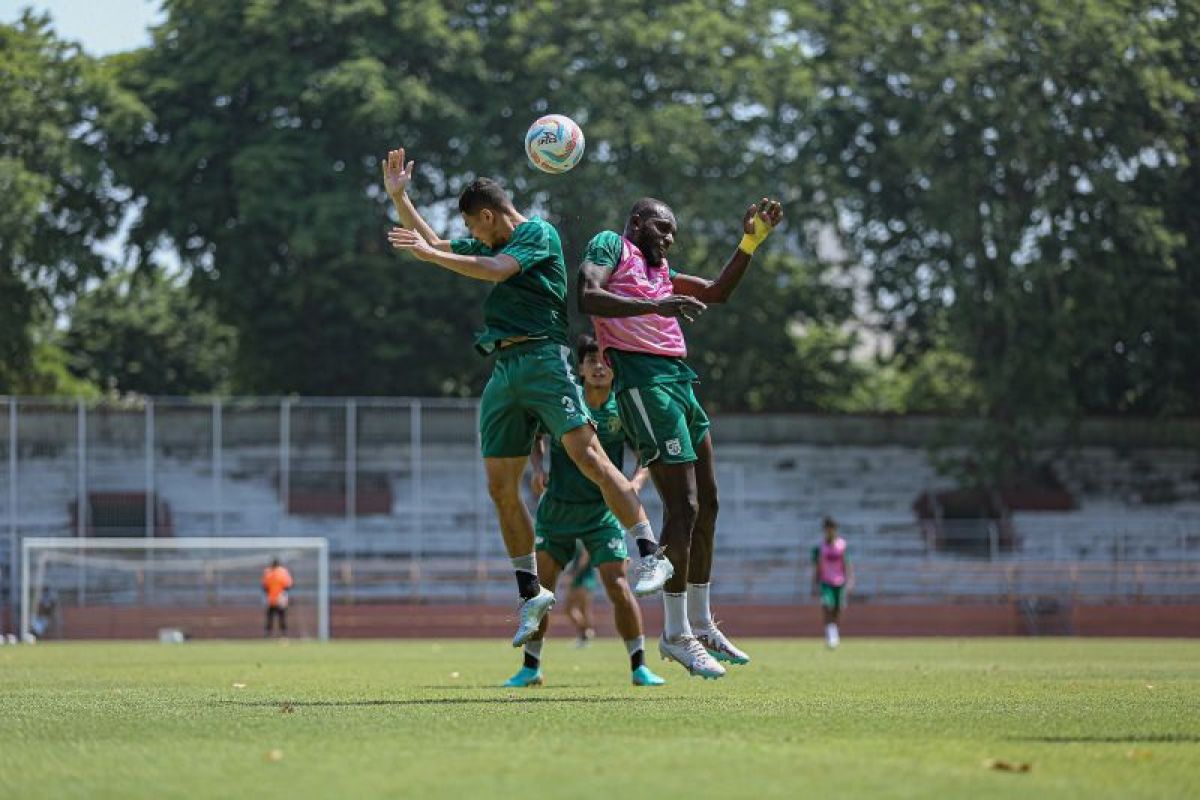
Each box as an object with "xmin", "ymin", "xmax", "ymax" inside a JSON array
[
  {"xmin": 387, "ymin": 227, "xmax": 520, "ymax": 282},
  {"xmin": 670, "ymin": 199, "xmax": 783, "ymax": 304},
  {"xmin": 578, "ymin": 260, "xmax": 707, "ymax": 322},
  {"xmin": 381, "ymin": 147, "xmax": 452, "ymax": 252}
]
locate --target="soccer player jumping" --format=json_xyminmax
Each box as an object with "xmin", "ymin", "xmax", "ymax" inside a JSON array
[
  {"xmin": 579, "ymin": 197, "xmax": 783, "ymax": 678},
  {"xmin": 505, "ymin": 335, "xmax": 667, "ymax": 687},
  {"xmin": 382, "ymin": 149, "xmax": 672, "ymax": 648}
]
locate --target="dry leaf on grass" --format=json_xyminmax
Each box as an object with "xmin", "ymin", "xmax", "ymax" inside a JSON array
[
  {"xmin": 265, "ymin": 749, "xmax": 284, "ymax": 762},
  {"xmin": 983, "ymin": 758, "xmax": 1032, "ymax": 773}
]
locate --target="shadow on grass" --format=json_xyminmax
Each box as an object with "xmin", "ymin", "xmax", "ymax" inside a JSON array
[
  {"xmin": 218, "ymin": 695, "xmax": 679, "ymax": 708},
  {"xmin": 1015, "ymin": 734, "xmax": 1200, "ymax": 744}
]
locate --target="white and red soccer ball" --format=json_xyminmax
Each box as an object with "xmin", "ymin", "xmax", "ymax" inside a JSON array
[{"xmin": 525, "ymin": 114, "xmax": 585, "ymax": 174}]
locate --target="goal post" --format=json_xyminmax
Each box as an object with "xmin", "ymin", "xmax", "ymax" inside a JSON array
[{"xmin": 20, "ymin": 537, "xmax": 329, "ymax": 641}]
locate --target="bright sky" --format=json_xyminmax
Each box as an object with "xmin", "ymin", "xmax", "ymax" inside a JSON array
[{"xmin": 4, "ymin": 0, "xmax": 163, "ymax": 55}]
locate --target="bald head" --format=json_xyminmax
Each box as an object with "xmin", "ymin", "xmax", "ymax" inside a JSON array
[{"xmin": 624, "ymin": 198, "xmax": 677, "ymax": 266}]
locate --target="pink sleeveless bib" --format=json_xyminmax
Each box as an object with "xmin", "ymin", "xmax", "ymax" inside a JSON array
[
  {"xmin": 593, "ymin": 237, "xmax": 687, "ymax": 358},
  {"xmin": 818, "ymin": 538, "xmax": 848, "ymax": 587}
]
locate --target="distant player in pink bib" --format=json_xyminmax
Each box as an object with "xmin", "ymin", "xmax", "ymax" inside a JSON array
[
  {"xmin": 811, "ymin": 517, "xmax": 854, "ymax": 648},
  {"xmin": 579, "ymin": 196, "xmax": 784, "ymax": 678}
]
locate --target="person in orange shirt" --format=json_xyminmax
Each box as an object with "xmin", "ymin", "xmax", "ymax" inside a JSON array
[{"xmin": 262, "ymin": 558, "xmax": 294, "ymax": 637}]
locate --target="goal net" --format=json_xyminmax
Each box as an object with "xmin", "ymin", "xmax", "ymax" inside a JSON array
[{"xmin": 21, "ymin": 537, "xmax": 329, "ymax": 641}]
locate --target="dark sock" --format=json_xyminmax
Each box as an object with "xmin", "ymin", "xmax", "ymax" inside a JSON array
[
  {"xmin": 635, "ymin": 538, "xmax": 657, "ymax": 558},
  {"xmin": 523, "ymin": 651, "xmax": 540, "ymax": 669},
  {"xmin": 515, "ymin": 570, "xmax": 540, "ymax": 600},
  {"xmin": 630, "ymin": 648, "xmax": 645, "ymax": 670}
]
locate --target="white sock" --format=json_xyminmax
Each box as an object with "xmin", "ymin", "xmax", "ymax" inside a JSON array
[
  {"xmin": 525, "ymin": 639, "xmax": 544, "ymax": 662},
  {"xmin": 687, "ymin": 582, "xmax": 713, "ymax": 630},
  {"xmin": 510, "ymin": 553, "xmax": 536, "ymax": 573},
  {"xmin": 624, "ymin": 635, "xmax": 645, "ymax": 657},
  {"xmin": 627, "ymin": 520, "xmax": 658, "ymax": 557},
  {"xmin": 663, "ymin": 592, "xmax": 692, "ymax": 639}
]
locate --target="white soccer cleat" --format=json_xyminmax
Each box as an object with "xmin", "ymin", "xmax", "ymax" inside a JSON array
[
  {"xmin": 658, "ymin": 634, "xmax": 726, "ymax": 679},
  {"xmin": 512, "ymin": 587, "xmax": 556, "ymax": 648},
  {"xmin": 695, "ymin": 623, "xmax": 750, "ymax": 665},
  {"xmin": 632, "ymin": 548, "xmax": 674, "ymax": 596},
  {"xmin": 825, "ymin": 623, "xmax": 840, "ymax": 649}
]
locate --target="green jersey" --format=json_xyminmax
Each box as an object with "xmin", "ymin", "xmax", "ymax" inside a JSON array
[
  {"xmin": 544, "ymin": 393, "xmax": 626, "ymax": 504},
  {"xmin": 451, "ymin": 217, "xmax": 569, "ymax": 355}
]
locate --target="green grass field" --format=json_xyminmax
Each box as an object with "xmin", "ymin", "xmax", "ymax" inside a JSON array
[{"xmin": 2, "ymin": 638, "xmax": 1197, "ymax": 799}]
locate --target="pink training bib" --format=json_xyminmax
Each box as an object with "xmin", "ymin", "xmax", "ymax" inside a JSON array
[
  {"xmin": 593, "ymin": 237, "xmax": 688, "ymax": 359},
  {"xmin": 818, "ymin": 538, "xmax": 848, "ymax": 587}
]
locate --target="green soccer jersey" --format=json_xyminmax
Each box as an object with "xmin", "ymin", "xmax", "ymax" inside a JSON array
[
  {"xmin": 544, "ymin": 393, "xmax": 626, "ymax": 504},
  {"xmin": 451, "ymin": 217, "xmax": 569, "ymax": 355}
]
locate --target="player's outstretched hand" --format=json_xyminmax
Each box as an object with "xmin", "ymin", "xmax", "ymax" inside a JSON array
[
  {"xmin": 381, "ymin": 148, "xmax": 415, "ymax": 197},
  {"xmin": 655, "ymin": 294, "xmax": 707, "ymax": 323},
  {"xmin": 388, "ymin": 226, "xmax": 437, "ymax": 261},
  {"xmin": 738, "ymin": 198, "xmax": 784, "ymax": 255}
]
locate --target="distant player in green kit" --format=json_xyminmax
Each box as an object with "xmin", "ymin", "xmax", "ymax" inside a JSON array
[
  {"xmin": 383, "ymin": 148, "xmax": 672, "ymax": 648},
  {"xmin": 505, "ymin": 336, "xmax": 667, "ymax": 687}
]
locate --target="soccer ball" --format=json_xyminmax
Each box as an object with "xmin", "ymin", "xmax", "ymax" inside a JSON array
[{"xmin": 525, "ymin": 114, "xmax": 585, "ymax": 174}]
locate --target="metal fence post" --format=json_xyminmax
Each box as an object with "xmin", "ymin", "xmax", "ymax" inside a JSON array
[
  {"xmin": 279, "ymin": 398, "xmax": 291, "ymax": 533},
  {"xmin": 212, "ymin": 400, "xmax": 223, "ymax": 535},
  {"xmin": 345, "ymin": 399, "xmax": 357, "ymax": 541},
  {"xmin": 76, "ymin": 400, "xmax": 87, "ymax": 605},
  {"xmin": 8, "ymin": 398, "xmax": 18, "ymax": 629},
  {"xmin": 145, "ymin": 400, "xmax": 155, "ymax": 538},
  {"xmin": 410, "ymin": 400, "xmax": 423, "ymax": 600}
]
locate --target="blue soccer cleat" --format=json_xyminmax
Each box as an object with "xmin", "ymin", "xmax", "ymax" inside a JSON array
[
  {"xmin": 631, "ymin": 665, "xmax": 666, "ymax": 686},
  {"xmin": 503, "ymin": 666, "xmax": 544, "ymax": 687},
  {"xmin": 512, "ymin": 586, "xmax": 556, "ymax": 647}
]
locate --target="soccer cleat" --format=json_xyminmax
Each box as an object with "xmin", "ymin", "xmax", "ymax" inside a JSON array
[
  {"xmin": 696, "ymin": 623, "xmax": 750, "ymax": 665},
  {"xmin": 503, "ymin": 666, "xmax": 544, "ymax": 687},
  {"xmin": 658, "ymin": 634, "xmax": 726, "ymax": 679},
  {"xmin": 574, "ymin": 628, "xmax": 595, "ymax": 649},
  {"xmin": 511, "ymin": 587, "xmax": 556, "ymax": 648},
  {"xmin": 827, "ymin": 625, "xmax": 840, "ymax": 649},
  {"xmin": 632, "ymin": 548, "xmax": 674, "ymax": 596},
  {"xmin": 631, "ymin": 665, "xmax": 666, "ymax": 686}
]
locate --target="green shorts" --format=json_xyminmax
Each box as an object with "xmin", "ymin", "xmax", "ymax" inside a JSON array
[
  {"xmin": 535, "ymin": 497, "xmax": 628, "ymax": 569},
  {"xmin": 617, "ymin": 380, "xmax": 711, "ymax": 466},
  {"xmin": 820, "ymin": 583, "xmax": 847, "ymax": 610},
  {"xmin": 479, "ymin": 341, "xmax": 591, "ymax": 458}
]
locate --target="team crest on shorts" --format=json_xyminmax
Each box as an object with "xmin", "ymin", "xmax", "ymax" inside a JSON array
[{"xmin": 665, "ymin": 438, "xmax": 683, "ymax": 456}]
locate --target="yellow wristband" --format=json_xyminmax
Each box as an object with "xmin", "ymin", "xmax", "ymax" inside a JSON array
[{"xmin": 738, "ymin": 233, "xmax": 761, "ymax": 255}]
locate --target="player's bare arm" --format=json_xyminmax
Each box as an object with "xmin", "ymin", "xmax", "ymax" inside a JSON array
[
  {"xmin": 387, "ymin": 227, "xmax": 520, "ymax": 282},
  {"xmin": 578, "ymin": 260, "xmax": 707, "ymax": 322},
  {"xmin": 381, "ymin": 147, "xmax": 452, "ymax": 252},
  {"xmin": 671, "ymin": 199, "xmax": 784, "ymax": 304}
]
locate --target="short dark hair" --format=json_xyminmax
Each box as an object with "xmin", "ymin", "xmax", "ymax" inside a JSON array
[
  {"xmin": 628, "ymin": 197, "xmax": 672, "ymax": 223},
  {"xmin": 822, "ymin": 517, "xmax": 838, "ymax": 529},
  {"xmin": 576, "ymin": 334, "xmax": 600, "ymax": 364},
  {"xmin": 458, "ymin": 178, "xmax": 513, "ymax": 215}
]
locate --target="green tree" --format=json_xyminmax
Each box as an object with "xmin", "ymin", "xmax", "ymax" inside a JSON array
[
  {"xmin": 112, "ymin": 0, "xmax": 857, "ymax": 405},
  {"xmin": 63, "ymin": 270, "xmax": 237, "ymax": 395},
  {"xmin": 797, "ymin": 0, "xmax": 1199, "ymax": 477},
  {"xmin": 109, "ymin": 0, "xmax": 490, "ymax": 395},
  {"xmin": 0, "ymin": 11, "xmax": 146, "ymax": 390}
]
